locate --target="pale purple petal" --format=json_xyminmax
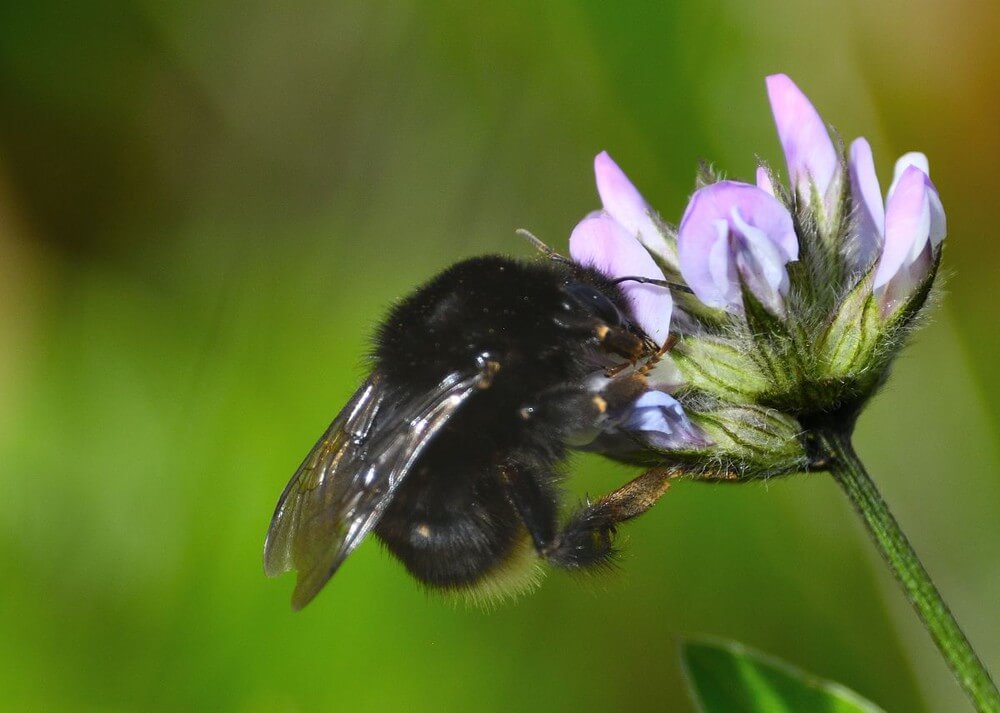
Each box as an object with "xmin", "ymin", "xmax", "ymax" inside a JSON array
[
  {"xmin": 927, "ymin": 188, "xmax": 946, "ymax": 248},
  {"xmin": 731, "ymin": 207, "xmax": 789, "ymax": 299},
  {"xmin": 888, "ymin": 152, "xmax": 930, "ymax": 199},
  {"xmin": 766, "ymin": 74, "xmax": 839, "ymax": 203},
  {"xmin": 756, "ymin": 166, "xmax": 775, "ymax": 196},
  {"xmin": 874, "ymin": 166, "xmax": 931, "ymax": 291},
  {"xmin": 678, "ymin": 181, "xmax": 797, "ymax": 312},
  {"xmin": 878, "ymin": 241, "xmax": 933, "ymax": 315},
  {"xmin": 619, "ymin": 390, "xmax": 705, "ymax": 450},
  {"xmin": 569, "ymin": 214, "xmax": 673, "ymax": 345},
  {"xmin": 594, "ymin": 151, "xmax": 669, "ymax": 258},
  {"xmin": 848, "ymin": 138, "xmax": 885, "ymax": 269},
  {"xmin": 707, "ymin": 220, "xmax": 739, "ymax": 307},
  {"xmin": 887, "ymin": 153, "xmax": 946, "ymax": 248},
  {"xmin": 679, "ymin": 191, "xmax": 735, "ymax": 310}
]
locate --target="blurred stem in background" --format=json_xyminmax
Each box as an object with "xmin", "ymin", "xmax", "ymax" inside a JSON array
[{"xmin": 819, "ymin": 431, "xmax": 1000, "ymax": 713}]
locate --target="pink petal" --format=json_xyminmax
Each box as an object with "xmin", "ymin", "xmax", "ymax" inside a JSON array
[
  {"xmin": 887, "ymin": 152, "xmax": 930, "ymax": 199},
  {"xmin": 887, "ymin": 152, "xmax": 946, "ymax": 249},
  {"xmin": 848, "ymin": 138, "xmax": 885, "ymax": 269},
  {"xmin": 766, "ymin": 74, "xmax": 839, "ymax": 203},
  {"xmin": 569, "ymin": 214, "xmax": 673, "ymax": 345},
  {"xmin": 874, "ymin": 166, "xmax": 931, "ymax": 291},
  {"xmin": 927, "ymin": 188, "xmax": 946, "ymax": 248},
  {"xmin": 594, "ymin": 151, "xmax": 669, "ymax": 258},
  {"xmin": 678, "ymin": 181, "xmax": 796, "ymax": 312}
]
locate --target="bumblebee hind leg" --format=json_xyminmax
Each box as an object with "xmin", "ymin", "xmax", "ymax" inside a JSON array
[
  {"xmin": 546, "ymin": 466, "xmax": 676, "ymax": 569},
  {"xmin": 500, "ymin": 459, "xmax": 676, "ymax": 571}
]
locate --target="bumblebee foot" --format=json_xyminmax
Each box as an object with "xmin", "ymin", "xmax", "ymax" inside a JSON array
[
  {"xmin": 499, "ymin": 459, "xmax": 677, "ymax": 572},
  {"xmin": 545, "ymin": 466, "xmax": 676, "ymax": 569}
]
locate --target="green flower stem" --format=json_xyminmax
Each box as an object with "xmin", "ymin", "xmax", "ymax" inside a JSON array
[{"xmin": 818, "ymin": 430, "xmax": 1000, "ymax": 713}]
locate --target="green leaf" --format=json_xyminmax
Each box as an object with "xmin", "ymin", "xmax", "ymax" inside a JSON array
[{"xmin": 681, "ymin": 639, "xmax": 885, "ymax": 713}]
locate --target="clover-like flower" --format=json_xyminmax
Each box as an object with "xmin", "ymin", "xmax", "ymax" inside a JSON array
[
  {"xmin": 569, "ymin": 75, "xmax": 949, "ymax": 489},
  {"xmin": 565, "ymin": 76, "xmax": 1000, "ymax": 712},
  {"xmin": 562, "ymin": 75, "xmax": 1000, "ymax": 711}
]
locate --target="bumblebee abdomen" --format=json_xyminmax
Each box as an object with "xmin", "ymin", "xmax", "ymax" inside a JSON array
[{"xmin": 374, "ymin": 475, "xmax": 529, "ymax": 590}]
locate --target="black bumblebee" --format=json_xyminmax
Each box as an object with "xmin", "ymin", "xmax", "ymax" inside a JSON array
[{"xmin": 264, "ymin": 251, "xmax": 675, "ymax": 609}]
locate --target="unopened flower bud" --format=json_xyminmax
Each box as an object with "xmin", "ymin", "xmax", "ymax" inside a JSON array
[
  {"xmin": 671, "ymin": 336, "xmax": 769, "ymax": 402},
  {"xmin": 873, "ymin": 161, "xmax": 946, "ymax": 315},
  {"xmin": 690, "ymin": 405, "xmax": 807, "ymax": 477},
  {"xmin": 849, "ymin": 142, "xmax": 946, "ymax": 317}
]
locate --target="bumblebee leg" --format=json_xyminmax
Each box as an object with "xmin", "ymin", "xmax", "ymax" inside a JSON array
[
  {"xmin": 499, "ymin": 461, "xmax": 677, "ymax": 571},
  {"xmin": 498, "ymin": 458, "xmax": 560, "ymax": 554},
  {"xmin": 518, "ymin": 375, "xmax": 648, "ymax": 444},
  {"xmin": 554, "ymin": 314, "xmax": 650, "ymax": 362},
  {"xmin": 594, "ymin": 324, "xmax": 648, "ymax": 362},
  {"xmin": 545, "ymin": 466, "xmax": 676, "ymax": 569}
]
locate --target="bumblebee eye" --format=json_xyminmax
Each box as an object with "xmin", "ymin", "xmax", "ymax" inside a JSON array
[{"xmin": 564, "ymin": 283, "xmax": 626, "ymax": 327}]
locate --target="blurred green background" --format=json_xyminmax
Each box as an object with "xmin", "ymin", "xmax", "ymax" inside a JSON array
[{"xmin": 1, "ymin": 1, "xmax": 998, "ymax": 711}]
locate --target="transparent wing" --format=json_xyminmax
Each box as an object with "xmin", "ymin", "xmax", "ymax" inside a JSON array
[{"xmin": 263, "ymin": 368, "xmax": 486, "ymax": 610}]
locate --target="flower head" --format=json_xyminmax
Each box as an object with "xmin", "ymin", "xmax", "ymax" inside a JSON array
[{"xmin": 562, "ymin": 74, "xmax": 946, "ymax": 481}]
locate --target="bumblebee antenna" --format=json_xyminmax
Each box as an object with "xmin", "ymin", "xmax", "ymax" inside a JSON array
[
  {"xmin": 612, "ymin": 275, "xmax": 693, "ymax": 294},
  {"xmin": 516, "ymin": 229, "xmax": 571, "ymax": 264}
]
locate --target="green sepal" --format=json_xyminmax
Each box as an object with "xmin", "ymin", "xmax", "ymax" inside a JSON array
[
  {"xmin": 739, "ymin": 282, "xmax": 804, "ymax": 395},
  {"xmin": 672, "ymin": 336, "xmax": 769, "ymax": 401},
  {"xmin": 695, "ymin": 160, "xmax": 726, "ymax": 189},
  {"xmin": 741, "ymin": 279, "xmax": 787, "ymax": 334},
  {"xmin": 690, "ymin": 405, "xmax": 806, "ymax": 478},
  {"xmin": 820, "ymin": 265, "xmax": 879, "ymax": 378}
]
